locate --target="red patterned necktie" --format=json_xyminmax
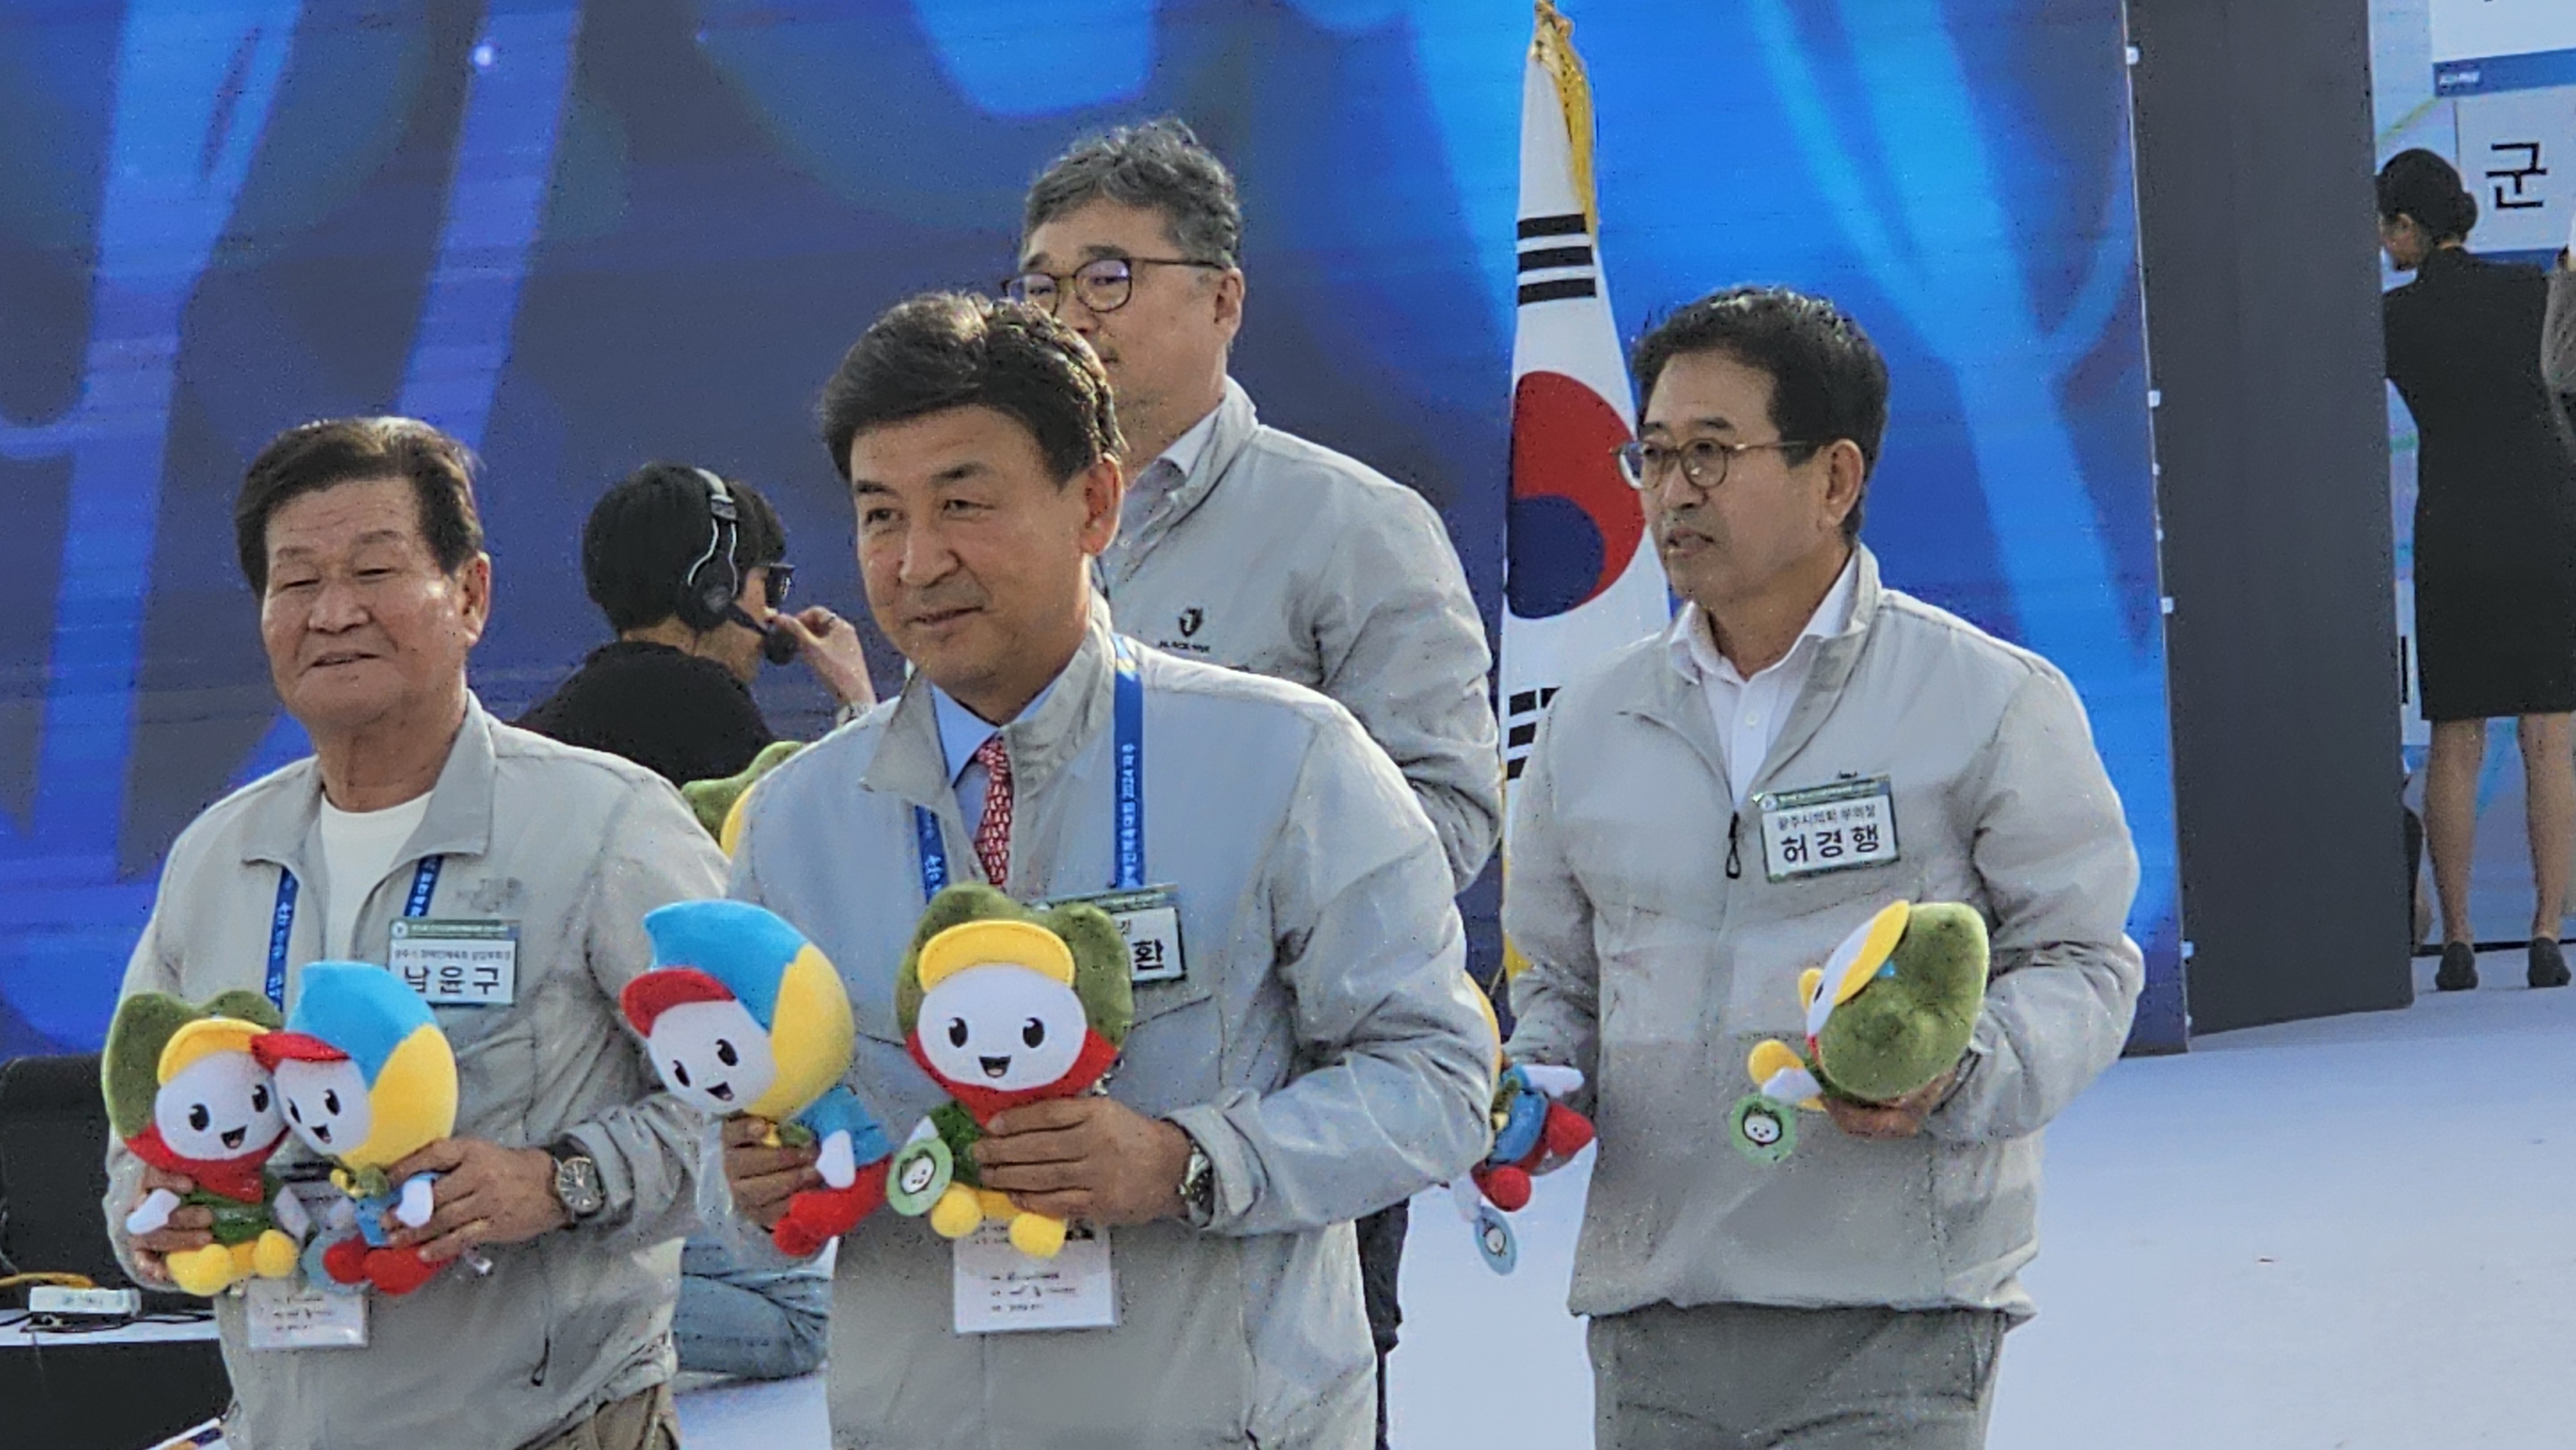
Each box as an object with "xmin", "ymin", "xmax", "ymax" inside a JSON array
[{"xmin": 972, "ymin": 735, "xmax": 1013, "ymax": 887}]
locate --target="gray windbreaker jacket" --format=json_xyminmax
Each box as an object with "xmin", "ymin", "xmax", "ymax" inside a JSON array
[
  {"xmin": 101, "ymin": 699, "xmax": 726, "ymax": 1449},
  {"xmin": 1099, "ymin": 378, "xmax": 1502, "ymax": 891},
  {"xmin": 1504, "ymin": 547, "xmax": 2142, "ymax": 1321},
  {"xmin": 724, "ymin": 603, "xmax": 1493, "ymax": 1449}
]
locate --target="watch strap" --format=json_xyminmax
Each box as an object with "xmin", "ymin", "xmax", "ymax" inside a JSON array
[
  {"xmin": 546, "ymin": 1137, "xmax": 605, "ymax": 1220},
  {"xmin": 1177, "ymin": 1133, "xmax": 1215, "ymax": 1230}
]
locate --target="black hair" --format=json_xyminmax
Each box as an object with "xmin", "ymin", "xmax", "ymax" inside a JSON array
[
  {"xmin": 581, "ymin": 464, "xmax": 787, "ymax": 634},
  {"xmin": 1631, "ymin": 286, "xmax": 1891, "ymax": 540},
  {"xmin": 817, "ymin": 293, "xmax": 1124, "ymax": 484},
  {"xmin": 1023, "ymin": 117, "xmax": 1243, "ymax": 267},
  {"xmin": 235, "ymin": 417, "xmax": 485, "ymax": 593},
  {"xmin": 2377, "ymin": 148, "xmax": 2478, "ymax": 243}
]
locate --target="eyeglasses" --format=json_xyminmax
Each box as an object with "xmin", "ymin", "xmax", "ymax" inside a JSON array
[
  {"xmin": 1615, "ymin": 437, "xmax": 1819, "ymax": 491},
  {"xmin": 759, "ymin": 563, "xmax": 793, "ymax": 611},
  {"xmin": 1003, "ymin": 256, "xmax": 1227, "ymax": 315}
]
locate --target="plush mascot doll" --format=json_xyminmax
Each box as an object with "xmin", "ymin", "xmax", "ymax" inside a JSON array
[
  {"xmin": 1439, "ymin": 986, "xmax": 1594, "ymax": 1274},
  {"xmin": 680, "ymin": 740, "xmax": 805, "ymax": 853},
  {"xmin": 623, "ymin": 899, "xmax": 893, "ymax": 1257},
  {"xmin": 1729, "ymin": 901, "xmax": 1989, "ymax": 1163},
  {"xmin": 882, "ymin": 885, "xmax": 1132, "ymax": 1259},
  {"xmin": 1451, "ymin": 1062, "xmax": 1595, "ymax": 1274},
  {"xmin": 102, "ymin": 991, "xmax": 305, "ymax": 1295},
  {"xmin": 251, "ymin": 963, "xmax": 459, "ymax": 1295}
]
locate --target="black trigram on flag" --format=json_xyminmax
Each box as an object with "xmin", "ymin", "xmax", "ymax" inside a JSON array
[
  {"xmin": 1504, "ymin": 686, "xmax": 1561, "ymax": 782},
  {"xmin": 1516, "ymin": 214, "xmax": 1598, "ymax": 307}
]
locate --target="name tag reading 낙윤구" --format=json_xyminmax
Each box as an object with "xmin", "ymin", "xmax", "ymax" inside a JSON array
[
  {"xmin": 388, "ymin": 919, "xmax": 518, "ymax": 1006},
  {"xmin": 1757, "ymin": 777, "xmax": 1900, "ymax": 882}
]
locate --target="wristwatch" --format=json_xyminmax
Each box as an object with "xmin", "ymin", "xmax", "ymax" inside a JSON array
[
  {"xmin": 1175, "ymin": 1131, "xmax": 1216, "ymax": 1230},
  {"xmin": 546, "ymin": 1138, "xmax": 606, "ymax": 1223}
]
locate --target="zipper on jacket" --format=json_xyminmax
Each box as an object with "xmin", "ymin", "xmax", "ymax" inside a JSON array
[
  {"xmin": 1724, "ymin": 813, "xmax": 1742, "ymax": 881},
  {"xmin": 529, "ymin": 1246, "xmax": 554, "ymax": 1386}
]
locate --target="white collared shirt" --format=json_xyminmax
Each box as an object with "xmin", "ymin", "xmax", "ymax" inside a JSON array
[
  {"xmin": 1100, "ymin": 404, "xmax": 1222, "ymax": 580},
  {"xmin": 1666, "ymin": 555, "xmax": 1860, "ymax": 811}
]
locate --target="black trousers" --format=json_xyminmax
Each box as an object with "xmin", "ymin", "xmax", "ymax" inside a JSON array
[{"xmin": 1357, "ymin": 1198, "xmax": 1409, "ymax": 1449}]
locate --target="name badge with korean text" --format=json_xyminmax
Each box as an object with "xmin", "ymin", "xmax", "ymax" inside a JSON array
[
  {"xmin": 1048, "ymin": 885, "xmax": 1186, "ymax": 984},
  {"xmin": 388, "ymin": 919, "xmax": 518, "ymax": 1006},
  {"xmin": 1756, "ymin": 777, "xmax": 1900, "ymax": 882},
  {"xmin": 245, "ymin": 1277, "xmax": 368, "ymax": 1351},
  {"xmin": 952, "ymin": 1220, "xmax": 1117, "ymax": 1334}
]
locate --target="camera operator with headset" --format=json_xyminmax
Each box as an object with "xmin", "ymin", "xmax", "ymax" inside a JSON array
[
  {"xmin": 520, "ymin": 462, "xmax": 876, "ymax": 784},
  {"xmin": 518, "ymin": 461, "xmax": 872, "ymax": 1383}
]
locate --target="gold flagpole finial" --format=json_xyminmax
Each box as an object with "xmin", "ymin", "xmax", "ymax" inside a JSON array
[{"xmin": 1531, "ymin": 0, "xmax": 1600, "ymax": 235}]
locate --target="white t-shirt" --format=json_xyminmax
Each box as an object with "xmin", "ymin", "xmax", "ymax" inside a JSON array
[{"xmin": 317, "ymin": 793, "xmax": 433, "ymax": 959}]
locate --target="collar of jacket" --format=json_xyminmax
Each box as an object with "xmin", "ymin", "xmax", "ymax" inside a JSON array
[
  {"xmin": 1103, "ymin": 377, "xmax": 1260, "ymax": 589},
  {"xmin": 864, "ymin": 595, "xmax": 1121, "ymax": 823},
  {"xmin": 235, "ymin": 693, "xmax": 500, "ymax": 876},
  {"xmin": 1622, "ymin": 545, "xmax": 1886, "ymax": 804}
]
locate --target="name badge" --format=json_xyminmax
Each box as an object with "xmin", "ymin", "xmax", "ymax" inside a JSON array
[
  {"xmin": 952, "ymin": 1220, "xmax": 1117, "ymax": 1334},
  {"xmin": 388, "ymin": 919, "xmax": 518, "ymax": 1006},
  {"xmin": 1050, "ymin": 885, "xmax": 1186, "ymax": 984},
  {"xmin": 245, "ymin": 1277, "xmax": 368, "ymax": 1351},
  {"xmin": 1756, "ymin": 777, "xmax": 1900, "ymax": 882}
]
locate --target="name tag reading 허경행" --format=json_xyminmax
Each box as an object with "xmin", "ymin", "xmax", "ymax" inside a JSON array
[
  {"xmin": 1756, "ymin": 777, "xmax": 1900, "ymax": 882},
  {"xmin": 388, "ymin": 919, "xmax": 518, "ymax": 1006}
]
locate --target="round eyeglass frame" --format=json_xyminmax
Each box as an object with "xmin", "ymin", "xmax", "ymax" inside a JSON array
[
  {"xmin": 1003, "ymin": 256, "xmax": 1229, "ymax": 315},
  {"xmin": 1615, "ymin": 437, "xmax": 1821, "ymax": 491}
]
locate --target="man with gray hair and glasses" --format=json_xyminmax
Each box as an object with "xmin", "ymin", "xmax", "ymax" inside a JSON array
[{"xmin": 1010, "ymin": 117, "xmax": 1502, "ymax": 1446}]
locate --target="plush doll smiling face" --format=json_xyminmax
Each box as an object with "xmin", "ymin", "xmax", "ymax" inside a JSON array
[
  {"xmin": 645, "ymin": 999, "xmax": 781, "ymax": 1113},
  {"xmin": 918, "ymin": 963, "xmax": 1089, "ymax": 1091},
  {"xmin": 273, "ymin": 1057, "xmax": 374, "ymax": 1154},
  {"xmin": 893, "ymin": 886, "xmax": 1135, "ymax": 1124},
  {"xmin": 154, "ymin": 1048, "xmax": 284, "ymax": 1160}
]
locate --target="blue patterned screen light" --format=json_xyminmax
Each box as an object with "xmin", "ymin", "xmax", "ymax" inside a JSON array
[{"xmin": 0, "ymin": 0, "xmax": 2179, "ymax": 1055}]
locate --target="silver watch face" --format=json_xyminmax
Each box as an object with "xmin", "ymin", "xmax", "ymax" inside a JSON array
[{"xmin": 556, "ymin": 1155, "xmax": 604, "ymax": 1216}]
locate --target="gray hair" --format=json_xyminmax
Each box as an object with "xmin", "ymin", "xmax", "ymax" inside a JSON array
[{"xmin": 1023, "ymin": 118, "xmax": 1243, "ymax": 268}]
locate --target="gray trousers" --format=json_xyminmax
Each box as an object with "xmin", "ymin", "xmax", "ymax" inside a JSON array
[{"xmin": 1589, "ymin": 1302, "xmax": 2007, "ymax": 1450}]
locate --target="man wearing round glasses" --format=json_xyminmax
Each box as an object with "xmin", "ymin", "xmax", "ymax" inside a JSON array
[
  {"xmin": 1010, "ymin": 118, "xmax": 1501, "ymax": 1445},
  {"xmin": 1504, "ymin": 287, "xmax": 2143, "ymax": 1447}
]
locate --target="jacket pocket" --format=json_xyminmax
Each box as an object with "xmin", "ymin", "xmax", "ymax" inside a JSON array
[{"xmin": 1115, "ymin": 972, "xmax": 1222, "ymax": 1114}]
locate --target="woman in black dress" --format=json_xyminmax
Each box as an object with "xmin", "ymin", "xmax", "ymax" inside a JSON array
[{"xmin": 2380, "ymin": 149, "xmax": 2576, "ymax": 992}]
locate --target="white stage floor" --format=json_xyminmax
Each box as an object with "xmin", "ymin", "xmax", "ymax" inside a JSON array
[{"xmin": 681, "ymin": 951, "xmax": 2573, "ymax": 1448}]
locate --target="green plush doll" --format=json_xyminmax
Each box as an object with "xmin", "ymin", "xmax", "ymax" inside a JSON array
[
  {"xmin": 880, "ymin": 884, "xmax": 1134, "ymax": 1259},
  {"xmin": 681, "ymin": 740, "xmax": 806, "ymax": 851},
  {"xmin": 102, "ymin": 990, "xmax": 305, "ymax": 1295},
  {"xmin": 1729, "ymin": 901, "xmax": 1989, "ymax": 1163}
]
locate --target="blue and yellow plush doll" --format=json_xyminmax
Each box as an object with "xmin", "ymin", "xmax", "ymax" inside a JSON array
[
  {"xmin": 252, "ymin": 963, "xmax": 459, "ymax": 1295},
  {"xmin": 623, "ymin": 900, "xmax": 893, "ymax": 1257}
]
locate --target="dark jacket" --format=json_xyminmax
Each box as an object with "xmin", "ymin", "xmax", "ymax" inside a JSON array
[
  {"xmin": 2384, "ymin": 248, "xmax": 2576, "ymax": 583},
  {"xmin": 518, "ymin": 641, "xmax": 772, "ymax": 786}
]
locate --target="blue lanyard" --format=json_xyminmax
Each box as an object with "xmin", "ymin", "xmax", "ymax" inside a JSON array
[
  {"xmin": 914, "ymin": 642, "xmax": 1146, "ymax": 899},
  {"xmin": 265, "ymin": 855, "xmax": 444, "ymax": 1008}
]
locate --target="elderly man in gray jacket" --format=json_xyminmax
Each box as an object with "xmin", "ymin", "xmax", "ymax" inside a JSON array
[
  {"xmin": 717, "ymin": 292, "xmax": 1492, "ymax": 1449},
  {"xmin": 104, "ymin": 418, "xmax": 724, "ymax": 1450},
  {"xmin": 1506, "ymin": 287, "xmax": 2143, "ymax": 1450}
]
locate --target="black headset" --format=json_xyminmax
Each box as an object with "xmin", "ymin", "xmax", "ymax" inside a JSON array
[
  {"xmin": 676, "ymin": 468, "xmax": 743, "ymax": 632},
  {"xmin": 678, "ymin": 467, "xmax": 800, "ymax": 664}
]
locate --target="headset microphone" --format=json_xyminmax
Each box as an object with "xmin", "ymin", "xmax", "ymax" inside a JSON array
[{"xmin": 738, "ymin": 605, "xmax": 802, "ymax": 666}]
